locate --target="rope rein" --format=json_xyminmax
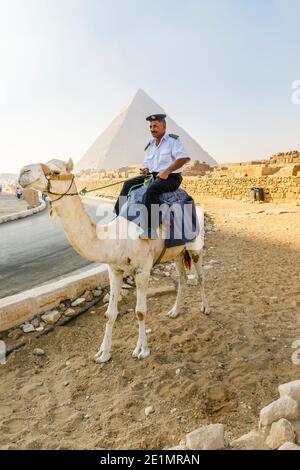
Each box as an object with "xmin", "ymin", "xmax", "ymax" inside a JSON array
[{"xmin": 44, "ymin": 171, "xmax": 155, "ymax": 216}]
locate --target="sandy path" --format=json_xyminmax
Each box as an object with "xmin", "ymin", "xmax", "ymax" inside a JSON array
[
  {"xmin": 0, "ymin": 193, "xmax": 27, "ymax": 217},
  {"xmin": 0, "ymin": 198, "xmax": 300, "ymax": 449}
]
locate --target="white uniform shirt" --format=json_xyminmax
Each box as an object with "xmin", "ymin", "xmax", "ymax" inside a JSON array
[{"xmin": 143, "ymin": 133, "xmax": 190, "ymax": 173}]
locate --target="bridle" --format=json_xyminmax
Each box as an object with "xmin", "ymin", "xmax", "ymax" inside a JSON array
[
  {"xmin": 40, "ymin": 164, "xmax": 79, "ymax": 215},
  {"xmin": 45, "ymin": 173, "xmax": 78, "ymax": 203}
]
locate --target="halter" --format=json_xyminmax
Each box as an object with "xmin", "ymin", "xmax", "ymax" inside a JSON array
[
  {"xmin": 45, "ymin": 173, "xmax": 78, "ymax": 202},
  {"xmin": 41, "ymin": 166, "xmax": 79, "ymax": 216}
]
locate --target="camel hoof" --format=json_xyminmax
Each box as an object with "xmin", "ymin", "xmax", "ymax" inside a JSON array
[
  {"xmin": 132, "ymin": 345, "xmax": 141, "ymax": 358},
  {"xmin": 201, "ymin": 305, "xmax": 211, "ymax": 315},
  {"xmin": 167, "ymin": 308, "xmax": 179, "ymax": 319},
  {"xmin": 132, "ymin": 346, "xmax": 150, "ymax": 359},
  {"xmin": 138, "ymin": 348, "xmax": 150, "ymax": 360},
  {"xmin": 94, "ymin": 346, "xmax": 104, "ymax": 360},
  {"xmin": 95, "ymin": 351, "xmax": 111, "ymax": 363}
]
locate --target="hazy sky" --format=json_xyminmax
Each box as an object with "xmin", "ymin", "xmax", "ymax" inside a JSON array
[{"xmin": 0, "ymin": 0, "xmax": 299, "ymax": 173}]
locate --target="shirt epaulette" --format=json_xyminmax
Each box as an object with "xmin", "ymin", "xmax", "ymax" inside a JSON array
[
  {"xmin": 169, "ymin": 134, "xmax": 179, "ymax": 140},
  {"xmin": 144, "ymin": 142, "xmax": 151, "ymax": 151}
]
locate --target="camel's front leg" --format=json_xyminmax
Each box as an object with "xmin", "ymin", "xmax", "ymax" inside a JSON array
[
  {"xmin": 132, "ymin": 268, "xmax": 151, "ymax": 360},
  {"xmin": 95, "ymin": 267, "xmax": 123, "ymax": 363}
]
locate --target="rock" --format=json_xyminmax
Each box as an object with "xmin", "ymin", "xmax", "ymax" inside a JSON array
[
  {"xmin": 259, "ymin": 396, "xmax": 298, "ymax": 426},
  {"xmin": 35, "ymin": 326, "xmax": 44, "ymax": 332},
  {"xmin": 199, "ymin": 332, "xmax": 211, "ymax": 342},
  {"xmin": 32, "ymin": 348, "xmax": 45, "ymax": 356},
  {"xmin": 22, "ymin": 323, "xmax": 35, "ymax": 333},
  {"xmin": 291, "ymin": 420, "xmax": 300, "ymax": 444},
  {"xmin": 120, "ymin": 289, "xmax": 129, "ymax": 298},
  {"xmin": 103, "ymin": 293, "xmax": 110, "ymax": 303},
  {"xmin": 8, "ymin": 329, "xmax": 23, "ymax": 340},
  {"xmin": 164, "ymin": 264, "xmax": 172, "ymax": 271},
  {"xmin": 71, "ymin": 298, "xmax": 86, "ymax": 307},
  {"xmin": 187, "ymin": 274, "xmax": 196, "ymax": 280},
  {"xmin": 167, "ymin": 445, "xmax": 187, "ymax": 450},
  {"xmin": 279, "ymin": 380, "xmax": 300, "ymax": 406},
  {"xmin": 83, "ymin": 290, "xmax": 93, "ymax": 302},
  {"xmin": 125, "ymin": 277, "xmax": 135, "ymax": 286},
  {"xmin": 93, "ymin": 289, "xmax": 102, "ymax": 297},
  {"xmin": 64, "ymin": 308, "xmax": 76, "ymax": 317},
  {"xmin": 278, "ymin": 442, "xmax": 300, "ymax": 450},
  {"xmin": 121, "ymin": 284, "xmax": 134, "ymax": 290},
  {"xmin": 186, "ymin": 424, "xmax": 225, "ymax": 450},
  {"xmin": 266, "ymin": 419, "xmax": 295, "ymax": 449},
  {"xmin": 41, "ymin": 310, "xmax": 61, "ymax": 325},
  {"xmin": 145, "ymin": 406, "xmax": 155, "ymax": 416},
  {"xmin": 176, "ymin": 368, "xmax": 181, "ymax": 375},
  {"xmin": 59, "ymin": 303, "xmax": 66, "ymax": 311},
  {"xmin": 31, "ymin": 318, "xmax": 40, "ymax": 328},
  {"xmin": 209, "ymin": 259, "xmax": 221, "ymax": 265},
  {"xmin": 231, "ymin": 431, "xmax": 268, "ymax": 450}
]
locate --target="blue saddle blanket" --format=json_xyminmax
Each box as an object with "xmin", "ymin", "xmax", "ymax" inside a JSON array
[{"xmin": 119, "ymin": 185, "xmax": 199, "ymax": 247}]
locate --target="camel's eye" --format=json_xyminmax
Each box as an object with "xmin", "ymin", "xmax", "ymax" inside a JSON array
[{"xmin": 52, "ymin": 170, "xmax": 60, "ymax": 176}]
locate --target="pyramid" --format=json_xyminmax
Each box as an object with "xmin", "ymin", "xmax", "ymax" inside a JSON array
[{"xmin": 75, "ymin": 89, "xmax": 217, "ymax": 171}]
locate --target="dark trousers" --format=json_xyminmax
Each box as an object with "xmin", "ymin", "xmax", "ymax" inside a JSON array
[{"xmin": 114, "ymin": 172, "xmax": 183, "ymax": 230}]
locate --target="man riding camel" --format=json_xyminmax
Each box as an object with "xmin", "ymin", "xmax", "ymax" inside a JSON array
[{"xmin": 114, "ymin": 113, "xmax": 190, "ymax": 238}]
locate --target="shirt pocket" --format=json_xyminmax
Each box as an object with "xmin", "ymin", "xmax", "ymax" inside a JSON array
[{"xmin": 159, "ymin": 151, "xmax": 173, "ymax": 166}]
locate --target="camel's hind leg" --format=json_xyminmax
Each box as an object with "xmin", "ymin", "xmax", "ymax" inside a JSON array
[
  {"xmin": 95, "ymin": 266, "xmax": 123, "ymax": 363},
  {"xmin": 167, "ymin": 252, "xmax": 187, "ymax": 319},
  {"xmin": 132, "ymin": 266, "xmax": 151, "ymax": 360},
  {"xmin": 188, "ymin": 249, "xmax": 210, "ymax": 315}
]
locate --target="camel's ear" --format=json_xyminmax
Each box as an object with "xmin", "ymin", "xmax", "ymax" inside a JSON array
[
  {"xmin": 66, "ymin": 158, "xmax": 74, "ymax": 173},
  {"xmin": 40, "ymin": 163, "xmax": 51, "ymax": 176}
]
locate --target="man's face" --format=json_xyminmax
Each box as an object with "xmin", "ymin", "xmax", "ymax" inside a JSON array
[{"xmin": 149, "ymin": 120, "xmax": 166, "ymax": 139}]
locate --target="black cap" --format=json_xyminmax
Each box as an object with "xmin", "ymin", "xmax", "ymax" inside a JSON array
[{"xmin": 146, "ymin": 113, "xmax": 166, "ymax": 122}]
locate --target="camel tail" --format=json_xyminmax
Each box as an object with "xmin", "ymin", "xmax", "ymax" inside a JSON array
[{"xmin": 182, "ymin": 249, "xmax": 192, "ymax": 271}]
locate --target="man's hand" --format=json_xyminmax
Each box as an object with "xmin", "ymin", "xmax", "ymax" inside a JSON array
[
  {"xmin": 140, "ymin": 167, "xmax": 149, "ymax": 177},
  {"xmin": 157, "ymin": 170, "xmax": 170, "ymax": 180}
]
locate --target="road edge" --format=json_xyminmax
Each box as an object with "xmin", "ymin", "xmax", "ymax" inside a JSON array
[
  {"xmin": 0, "ymin": 200, "xmax": 47, "ymax": 224},
  {"xmin": 0, "ymin": 265, "xmax": 109, "ymax": 332}
]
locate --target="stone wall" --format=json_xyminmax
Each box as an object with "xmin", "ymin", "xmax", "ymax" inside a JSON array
[
  {"xmin": 22, "ymin": 189, "xmax": 40, "ymax": 208},
  {"xmin": 76, "ymin": 175, "xmax": 300, "ymax": 204},
  {"xmin": 182, "ymin": 176, "xmax": 300, "ymax": 204}
]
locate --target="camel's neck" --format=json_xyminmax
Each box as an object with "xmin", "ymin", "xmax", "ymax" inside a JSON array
[{"xmin": 48, "ymin": 182, "xmax": 116, "ymax": 264}]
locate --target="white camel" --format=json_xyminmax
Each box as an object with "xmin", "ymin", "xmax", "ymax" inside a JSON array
[{"xmin": 19, "ymin": 158, "xmax": 210, "ymax": 363}]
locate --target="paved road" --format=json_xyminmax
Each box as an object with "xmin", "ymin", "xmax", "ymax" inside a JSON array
[{"xmin": 0, "ymin": 198, "xmax": 114, "ymax": 299}]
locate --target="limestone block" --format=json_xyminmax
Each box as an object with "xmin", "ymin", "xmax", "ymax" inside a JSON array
[
  {"xmin": 259, "ymin": 396, "xmax": 298, "ymax": 426},
  {"xmin": 266, "ymin": 419, "xmax": 295, "ymax": 450},
  {"xmin": 231, "ymin": 431, "xmax": 269, "ymax": 450},
  {"xmin": 186, "ymin": 424, "xmax": 225, "ymax": 450},
  {"xmin": 279, "ymin": 380, "xmax": 300, "ymax": 406}
]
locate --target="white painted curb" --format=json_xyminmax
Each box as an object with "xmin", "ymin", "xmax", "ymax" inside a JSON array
[
  {"xmin": 0, "ymin": 265, "xmax": 109, "ymax": 332},
  {"xmin": 0, "ymin": 200, "xmax": 47, "ymax": 224}
]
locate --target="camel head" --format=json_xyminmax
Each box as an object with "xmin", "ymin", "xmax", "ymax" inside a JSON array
[{"xmin": 19, "ymin": 158, "xmax": 74, "ymax": 192}]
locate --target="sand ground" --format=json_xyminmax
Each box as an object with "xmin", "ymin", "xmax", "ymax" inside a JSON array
[{"xmin": 0, "ymin": 197, "xmax": 300, "ymax": 449}]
